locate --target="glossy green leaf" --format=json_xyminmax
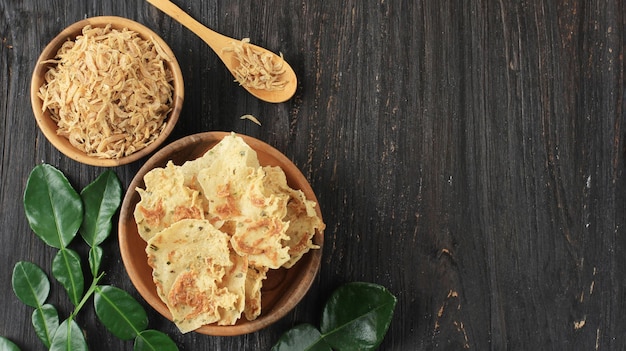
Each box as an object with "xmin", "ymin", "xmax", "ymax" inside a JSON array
[
  {"xmin": 80, "ymin": 170, "xmax": 122, "ymax": 247},
  {"xmin": 49, "ymin": 319, "xmax": 87, "ymax": 351},
  {"xmin": 271, "ymin": 324, "xmax": 332, "ymax": 351},
  {"xmin": 134, "ymin": 330, "xmax": 179, "ymax": 351},
  {"xmin": 88, "ymin": 246, "xmax": 104, "ymax": 277},
  {"xmin": 94, "ymin": 285, "xmax": 149, "ymax": 340},
  {"xmin": 0, "ymin": 336, "xmax": 21, "ymax": 351},
  {"xmin": 52, "ymin": 248, "xmax": 84, "ymax": 306},
  {"xmin": 320, "ymin": 282, "xmax": 397, "ymax": 351},
  {"xmin": 23, "ymin": 164, "xmax": 83, "ymax": 249},
  {"xmin": 32, "ymin": 304, "xmax": 59, "ymax": 348},
  {"xmin": 12, "ymin": 261, "xmax": 50, "ymax": 308}
]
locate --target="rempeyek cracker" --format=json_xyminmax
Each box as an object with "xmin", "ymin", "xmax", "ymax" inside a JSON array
[
  {"xmin": 244, "ymin": 265, "xmax": 268, "ymax": 321},
  {"xmin": 201, "ymin": 166, "xmax": 292, "ymax": 269},
  {"xmin": 217, "ymin": 250, "xmax": 248, "ymax": 325},
  {"xmin": 146, "ymin": 220, "xmax": 232, "ymax": 299},
  {"xmin": 260, "ymin": 166, "xmax": 324, "ymax": 268},
  {"xmin": 134, "ymin": 162, "xmax": 208, "ymax": 242},
  {"xmin": 134, "ymin": 133, "xmax": 324, "ymax": 332},
  {"xmin": 146, "ymin": 219, "xmax": 240, "ymax": 333}
]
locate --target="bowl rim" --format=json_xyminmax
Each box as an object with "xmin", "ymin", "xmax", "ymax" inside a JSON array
[
  {"xmin": 118, "ymin": 131, "xmax": 324, "ymax": 336},
  {"xmin": 30, "ymin": 16, "xmax": 184, "ymax": 167}
]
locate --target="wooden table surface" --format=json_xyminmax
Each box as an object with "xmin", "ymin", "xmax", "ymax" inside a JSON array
[{"xmin": 1, "ymin": 0, "xmax": 625, "ymax": 350}]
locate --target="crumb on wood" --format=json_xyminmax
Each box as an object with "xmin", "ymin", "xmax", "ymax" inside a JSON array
[
  {"xmin": 437, "ymin": 305, "xmax": 445, "ymax": 317},
  {"xmin": 2, "ymin": 37, "xmax": 12, "ymax": 49},
  {"xmin": 574, "ymin": 317, "xmax": 586, "ymax": 330},
  {"xmin": 240, "ymin": 114, "xmax": 262, "ymax": 126},
  {"xmin": 453, "ymin": 321, "xmax": 470, "ymax": 348},
  {"xmin": 580, "ymin": 290, "xmax": 585, "ymax": 303},
  {"xmin": 434, "ymin": 289, "xmax": 469, "ymax": 347},
  {"xmin": 590, "ymin": 280, "xmax": 595, "ymax": 295}
]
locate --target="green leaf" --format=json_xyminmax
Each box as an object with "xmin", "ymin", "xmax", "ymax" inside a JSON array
[
  {"xmin": 88, "ymin": 246, "xmax": 104, "ymax": 277},
  {"xmin": 23, "ymin": 164, "xmax": 83, "ymax": 249},
  {"xmin": 94, "ymin": 285, "xmax": 149, "ymax": 340},
  {"xmin": 80, "ymin": 170, "xmax": 122, "ymax": 247},
  {"xmin": 12, "ymin": 261, "xmax": 50, "ymax": 308},
  {"xmin": 271, "ymin": 324, "xmax": 332, "ymax": 351},
  {"xmin": 32, "ymin": 304, "xmax": 59, "ymax": 348},
  {"xmin": 134, "ymin": 330, "xmax": 179, "ymax": 351},
  {"xmin": 52, "ymin": 248, "xmax": 84, "ymax": 306},
  {"xmin": 49, "ymin": 319, "xmax": 87, "ymax": 351},
  {"xmin": 320, "ymin": 282, "xmax": 397, "ymax": 351},
  {"xmin": 0, "ymin": 336, "xmax": 21, "ymax": 351}
]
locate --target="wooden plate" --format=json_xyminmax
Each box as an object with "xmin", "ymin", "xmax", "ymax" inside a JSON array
[
  {"xmin": 118, "ymin": 132, "xmax": 324, "ymax": 335},
  {"xmin": 30, "ymin": 16, "xmax": 184, "ymax": 167}
]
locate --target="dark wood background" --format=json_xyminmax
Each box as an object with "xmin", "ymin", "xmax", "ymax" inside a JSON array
[{"xmin": 1, "ymin": 0, "xmax": 625, "ymax": 350}]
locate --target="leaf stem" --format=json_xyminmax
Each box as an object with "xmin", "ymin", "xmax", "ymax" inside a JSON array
[{"xmin": 70, "ymin": 272, "xmax": 105, "ymax": 320}]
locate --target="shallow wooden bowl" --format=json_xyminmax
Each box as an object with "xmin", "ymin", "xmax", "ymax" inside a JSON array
[
  {"xmin": 30, "ymin": 16, "xmax": 184, "ymax": 167},
  {"xmin": 118, "ymin": 132, "xmax": 324, "ymax": 336}
]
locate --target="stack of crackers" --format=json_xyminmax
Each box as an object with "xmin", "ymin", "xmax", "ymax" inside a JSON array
[{"xmin": 134, "ymin": 133, "xmax": 324, "ymax": 333}]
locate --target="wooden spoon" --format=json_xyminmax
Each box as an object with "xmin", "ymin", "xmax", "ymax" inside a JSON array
[{"xmin": 146, "ymin": 0, "xmax": 297, "ymax": 103}]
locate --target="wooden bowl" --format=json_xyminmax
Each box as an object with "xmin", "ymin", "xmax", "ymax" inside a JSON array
[
  {"xmin": 30, "ymin": 16, "xmax": 184, "ymax": 167},
  {"xmin": 118, "ymin": 132, "xmax": 324, "ymax": 335}
]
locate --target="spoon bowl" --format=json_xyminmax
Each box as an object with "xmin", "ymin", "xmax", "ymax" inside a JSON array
[{"xmin": 147, "ymin": 0, "xmax": 297, "ymax": 103}]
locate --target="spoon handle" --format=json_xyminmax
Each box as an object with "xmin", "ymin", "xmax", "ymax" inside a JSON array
[{"xmin": 146, "ymin": 0, "xmax": 232, "ymax": 55}]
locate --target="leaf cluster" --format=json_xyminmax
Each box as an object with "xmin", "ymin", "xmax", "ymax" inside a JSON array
[
  {"xmin": 272, "ymin": 282, "xmax": 397, "ymax": 351},
  {"xmin": 2, "ymin": 164, "xmax": 177, "ymax": 351}
]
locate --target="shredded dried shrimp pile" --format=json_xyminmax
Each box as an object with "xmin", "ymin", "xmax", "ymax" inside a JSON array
[
  {"xmin": 38, "ymin": 24, "xmax": 174, "ymax": 159},
  {"xmin": 223, "ymin": 38, "xmax": 288, "ymax": 91}
]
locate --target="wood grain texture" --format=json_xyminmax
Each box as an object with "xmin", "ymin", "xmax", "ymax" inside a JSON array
[{"xmin": 1, "ymin": 0, "xmax": 625, "ymax": 350}]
